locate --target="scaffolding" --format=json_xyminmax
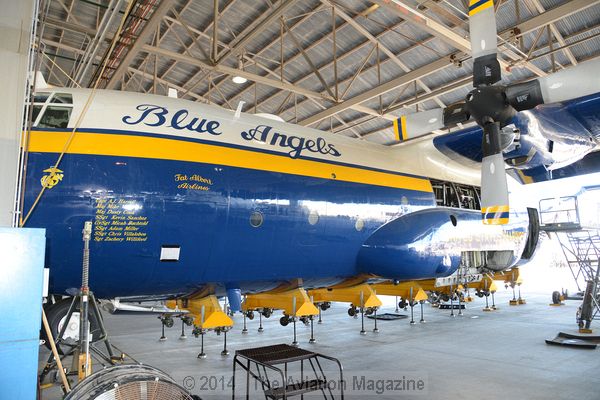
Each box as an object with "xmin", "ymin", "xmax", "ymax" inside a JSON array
[{"xmin": 540, "ymin": 186, "xmax": 600, "ymax": 331}]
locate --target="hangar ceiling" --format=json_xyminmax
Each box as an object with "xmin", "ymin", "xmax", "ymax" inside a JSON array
[{"xmin": 37, "ymin": 0, "xmax": 600, "ymax": 144}]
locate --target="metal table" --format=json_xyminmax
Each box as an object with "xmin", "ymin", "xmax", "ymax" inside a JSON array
[{"xmin": 232, "ymin": 343, "xmax": 343, "ymax": 399}]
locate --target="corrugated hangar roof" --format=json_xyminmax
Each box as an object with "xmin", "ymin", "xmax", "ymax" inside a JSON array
[{"xmin": 38, "ymin": 0, "xmax": 600, "ymax": 144}]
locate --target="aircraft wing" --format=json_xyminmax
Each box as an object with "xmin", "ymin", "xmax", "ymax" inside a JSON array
[{"xmin": 430, "ymin": 93, "xmax": 600, "ymax": 183}]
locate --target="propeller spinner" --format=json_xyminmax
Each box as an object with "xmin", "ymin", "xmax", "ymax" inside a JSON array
[{"xmin": 395, "ymin": 0, "xmax": 600, "ymax": 225}]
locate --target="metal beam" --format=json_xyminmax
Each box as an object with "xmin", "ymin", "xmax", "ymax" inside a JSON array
[
  {"xmin": 323, "ymin": 0, "xmax": 446, "ymax": 108},
  {"xmin": 299, "ymin": 56, "xmax": 451, "ymax": 126},
  {"xmin": 141, "ymin": 44, "xmax": 334, "ymax": 101},
  {"xmin": 524, "ymin": 0, "xmax": 577, "ymax": 66},
  {"xmin": 282, "ymin": 18, "xmax": 336, "ymax": 99},
  {"xmin": 216, "ymin": 0, "xmax": 297, "ymax": 64},
  {"xmin": 105, "ymin": 0, "xmax": 177, "ymax": 89},
  {"xmin": 370, "ymin": 0, "xmax": 471, "ymax": 52},
  {"xmin": 509, "ymin": 0, "xmax": 600, "ymax": 38}
]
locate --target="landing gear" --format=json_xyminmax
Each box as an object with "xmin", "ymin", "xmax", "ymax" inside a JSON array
[
  {"xmin": 42, "ymin": 298, "xmax": 101, "ymax": 352},
  {"xmin": 551, "ymin": 290, "xmax": 563, "ymax": 305}
]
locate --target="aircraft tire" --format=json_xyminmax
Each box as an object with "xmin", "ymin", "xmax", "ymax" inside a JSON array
[
  {"xmin": 42, "ymin": 297, "xmax": 101, "ymax": 351},
  {"xmin": 551, "ymin": 291, "xmax": 562, "ymax": 305}
]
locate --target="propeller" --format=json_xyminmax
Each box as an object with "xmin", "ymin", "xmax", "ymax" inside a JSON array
[{"xmin": 394, "ymin": 0, "xmax": 600, "ymax": 225}]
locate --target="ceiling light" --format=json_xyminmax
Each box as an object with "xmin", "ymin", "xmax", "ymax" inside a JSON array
[{"xmin": 232, "ymin": 56, "xmax": 247, "ymax": 84}]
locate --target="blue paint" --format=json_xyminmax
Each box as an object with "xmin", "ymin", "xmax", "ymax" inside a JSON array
[
  {"xmin": 433, "ymin": 93, "xmax": 600, "ymax": 175},
  {"xmin": 0, "ymin": 228, "xmax": 46, "ymax": 400},
  {"xmin": 23, "ymin": 149, "xmax": 436, "ymax": 299},
  {"xmin": 227, "ymin": 288, "xmax": 242, "ymax": 312},
  {"xmin": 358, "ymin": 208, "xmax": 462, "ymax": 279}
]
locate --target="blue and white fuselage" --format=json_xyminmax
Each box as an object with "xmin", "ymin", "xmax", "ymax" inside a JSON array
[{"xmin": 23, "ymin": 89, "xmax": 532, "ymax": 299}]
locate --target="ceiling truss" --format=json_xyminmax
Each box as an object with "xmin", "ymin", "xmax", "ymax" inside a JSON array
[{"xmin": 37, "ymin": 0, "xmax": 600, "ymax": 144}]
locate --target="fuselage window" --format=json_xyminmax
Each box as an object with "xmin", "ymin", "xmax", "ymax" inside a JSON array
[{"xmin": 250, "ymin": 211, "xmax": 264, "ymax": 228}]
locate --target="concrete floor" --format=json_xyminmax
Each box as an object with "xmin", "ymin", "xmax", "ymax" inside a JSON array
[{"xmin": 39, "ymin": 290, "xmax": 600, "ymax": 399}]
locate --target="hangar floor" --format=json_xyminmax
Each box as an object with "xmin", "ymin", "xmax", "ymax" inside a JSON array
[{"xmin": 40, "ymin": 290, "xmax": 598, "ymax": 399}]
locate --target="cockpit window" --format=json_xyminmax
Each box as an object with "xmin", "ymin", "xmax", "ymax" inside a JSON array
[
  {"xmin": 51, "ymin": 93, "xmax": 73, "ymax": 104},
  {"xmin": 37, "ymin": 106, "xmax": 72, "ymax": 129},
  {"xmin": 28, "ymin": 92, "xmax": 74, "ymax": 128},
  {"xmin": 33, "ymin": 93, "xmax": 51, "ymax": 103}
]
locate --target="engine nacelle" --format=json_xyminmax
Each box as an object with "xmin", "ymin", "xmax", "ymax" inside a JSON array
[{"xmin": 357, "ymin": 208, "xmax": 532, "ymax": 280}]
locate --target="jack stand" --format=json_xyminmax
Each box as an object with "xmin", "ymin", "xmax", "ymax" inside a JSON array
[
  {"xmin": 158, "ymin": 314, "xmax": 174, "ymax": 341},
  {"xmin": 258, "ymin": 312, "xmax": 264, "ymax": 333},
  {"xmin": 221, "ymin": 329, "xmax": 229, "ymax": 356},
  {"xmin": 491, "ymin": 291, "xmax": 497, "ymax": 310},
  {"xmin": 483, "ymin": 292, "xmax": 492, "ymax": 311},
  {"xmin": 419, "ymin": 301, "xmax": 425, "ymax": 323},
  {"xmin": 196, "ymin": 328, "xmax": 206, "ymax": 359},
  {"xmin": 360, "ymin": 291, "xmax": 366, "ymax": 335},
  {"xmin": 309, "ymin": 316, "xmax": 316, "ymax": 343},
  {"xmin": 395, "ymin": 296, "xmax": 399, "ymax": 313},
  {"xmin": 450, "ymin": 285, "xmax": 455, "ymax": 317},
  {"xmin": 360, "ymin": 308, "xmax": 366, "ymax": 335},
  {"xmin": 291, "ymin": 296, "xmax": 299, "ymax": 346},
  {"xmin": 242, "ymin": 295, "xmax": 249, "ymax": 334},
  {"xmin": 292, "ymin": 317, "xmax": 298, "ymax": 347},
  {"xmin": 482, "ymin": 279, "xmax": 493, "ymax": 311},
  {"xmin": 458, "ymin": 291, "xmax": 463, "ymax": 316},
  {"xmin": 409, "ymin": 286, "xmax": 416, "ymax": 325},
  {"xmin": 242, "ymin": 312, "xmax": 248, "ymax": 334},
  {"xmin": 510, "ymin": 284, "xmax": 518, "ymax": 305},
  {"xmin": 517, "ymin": 285, "xmax": 526, "ymax": 304},
  {"xmin": 41, "ymin": 221, "xmax": 123, "ymax": 386},
  {"xmin": 373, "ymin": 308, "xmax": 379, "ymax": 333},
  {"xmin": 160, "ymin": 319, "xmax": 167, "ymax": 341},
  {"xmin": 318, "ymin": 307, "xmax": 322, "ymax": 324},
  {"xmin": 180, "ymin": 318, "xmax": 187, "ymax": 340}
]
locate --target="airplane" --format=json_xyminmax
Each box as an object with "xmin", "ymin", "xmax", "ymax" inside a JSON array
[{"xmin": 23, "ymin": 0, "xmax": 599, "ymax": 341}]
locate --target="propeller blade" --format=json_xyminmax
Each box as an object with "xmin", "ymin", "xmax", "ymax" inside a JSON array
[
  {"xmin": 480, "ymin": 122, "xmax": 509, "ymax": 225},
  {"xmin": 468, "ymin": 0, "xmax": 501, "ymax": 86},
  {"xmin": 394, "ymin": 104, "xmax": 470, "ymax": 141},
  {"xmin": 507, "ymin": 58, "xmax": 600, "ymax": 111},
  {"xmin": 394, "ymin": 109, "xmax": 443, "ymax": 141}
]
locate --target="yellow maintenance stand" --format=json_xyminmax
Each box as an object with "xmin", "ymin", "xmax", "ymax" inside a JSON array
[
  {"xmin": 166, "ymin": 293, "xmax": 233, "ymax": 357},
  {"xmin": 371, "ymin": 281, "xmax": 429, "ymax": 324},
  {"xmin": 500, "ymin": 268, "xmax": 526, "ymax": 305},
  {"xmin": 308, "ymin": 283, "xmax": 382, "ymax": 334},
  {"xmin": 241, "ymin": 287, "xmax": 319, "ymax": 345}
]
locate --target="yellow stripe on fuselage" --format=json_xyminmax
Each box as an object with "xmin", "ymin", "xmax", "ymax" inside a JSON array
[
  {"xmin": 469, "ymin": 0, "xmax": 493, "ymax": 16},
  {"xmin": 28, "ymin": 130, "xmax": 433, "ymax": 192},
  {"xmin": 481, "ymin": 205, "xmax": 509, "ymax": 214},
  {"xmin": 482, "ymin": 204, "xmax": 509, "ymax": 225},
  {"xmin": 483, "ymin": 218, "xmax": 509, "ymax": 225}
]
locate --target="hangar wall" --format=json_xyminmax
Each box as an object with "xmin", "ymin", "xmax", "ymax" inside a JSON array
[{"xmin": 0, "ymin": 0, "xmax": 36, "ymax": 227}]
